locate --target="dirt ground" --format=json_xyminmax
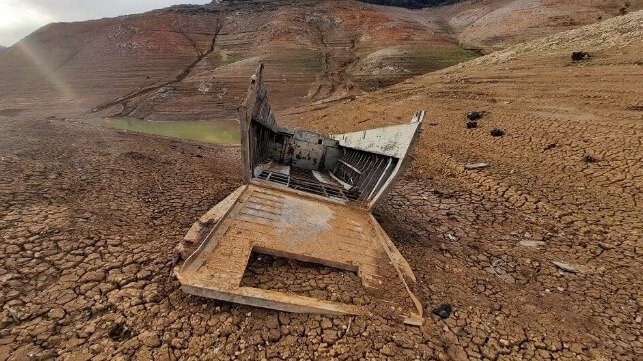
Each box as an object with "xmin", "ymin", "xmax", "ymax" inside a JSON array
[
  {"xmin": 1, "ymin": 94, "xmax": 640, "ymax": 361},
  {"xmin": 1, "ymin": 11, "xmax": 642, "ymax": 361}
]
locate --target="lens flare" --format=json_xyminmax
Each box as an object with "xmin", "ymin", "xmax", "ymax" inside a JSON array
[{"xmin": 16, "ymin": 40, "xmax": 74, "ymax": 99}]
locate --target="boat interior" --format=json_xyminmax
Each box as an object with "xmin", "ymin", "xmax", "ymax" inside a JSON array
[{"xmin": 249, "ymin": 123, "xmax": 401, "ymax": 203}]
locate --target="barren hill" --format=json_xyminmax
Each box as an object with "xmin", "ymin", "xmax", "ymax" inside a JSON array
[
  {"xmin": 0, "ymin": 0, "xmax": 638, "ymax": 121},
  {"xmin": 432, "ymin": 0, "xmax": 642, "ymax": 51}
]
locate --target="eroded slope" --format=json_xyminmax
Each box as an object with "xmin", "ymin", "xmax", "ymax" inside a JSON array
[
  {"xmin": 1, "ymin": 0, "xmax": 638, "ymax": 122},
  {"xmin": 434, "ymin": 0, "xmax": 643, "ymax": 50},
  {"xmin": 0, "ymin": 0, "xmax": 474, "ymax": 121}
]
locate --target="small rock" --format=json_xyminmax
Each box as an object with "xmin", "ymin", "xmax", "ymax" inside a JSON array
[
  {"xmin": 467, "ymin": 111, "xmax": 484, "ymax": 121},
  {"xmin": 444, "ymin": 231, "xmax": 458, "ymax": 242},
  {"xmin": 571, "ymin": 51, "xmax": 590, "ymax": 62},
  {"xmin": 490, "ymin": 129, "xmax": 505, "ymax": 137},
  {"xmin": 108, "ymin": 323, "xmax": 132, "ymax": 342},
  {"xmin": 380, "ymin": 343, "xmax": 396, "ymax": 357},
  {"xmin": 552, "ymin": 261, "xmax": 582, "ymax": 274},
  {"xmin": 322, "ymin": 329, "xmax": 338, "ymax": 343},
  {"xmin": 518, "ymin": 240, "xmax": 546, "ymax": 247},
  {"xmin": 466, "ymin": 121, "xmax": 478, "ymax": 129},
  {"xmin": 465, "ymin": 163, "xmax": 489, "ymax": 170},
  {"xmin": 598, "ymin": 242, "xmax": 615, "ymax": 250},
  {"xmin": 264, "ymin": 315, "xmax": 279, "ymax": 330},
  {"xmin": 582, "ymin": 155, "xmax": 599, "ymax": 163},
  {"xmin": 6, "ymin": 307, "xmax": 20, "ymax": 322},
  {"xmin": 170, "ymin": 337, "xmax": 182, "ymax": 349},
  {"xmin": 432, "ymin": 304, "xmax": 452, "ymax": 319}
]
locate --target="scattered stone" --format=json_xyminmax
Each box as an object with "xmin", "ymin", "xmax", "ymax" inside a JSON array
[
  {"xmin": 467, "ymin": 111, "xmax": 484, "ymax": 121},
  {"xmin": 490, "ymin": 129, "xmax": 505, "ymax": 137},
  {"xmin": 582, "ymin": 155, "xmax": 599, "ymax": 163},
  {"xmin": 486, "ymin": 260, "xmax": 516, "ymax": 283},
  {"xmin": 170, "ymin": 337, "xmax": 182, "ymax": 349},
  {"xmin": 598, "ymin": 242, "xmax": 615, "ymax": 250},
  {"xmin": 518, "ymin": 239, "xmax": 546, "ymax": 247},
  {"xmin": 265, "ymin": 315, "xmax": 279, "ymax": 329},
  {"xmin": 6, "ymin": 307, "xmax": 20, "ymax": 323},
  {"xmin": 571, "ymin": 51, "xmax": 590, "ymax": 62},
  {"xmin": 552, "ymin": 261, "xmax": 582, "ymax": 274},
  {"xmin": 432, "ymin": 304, "xmax": 452, "ymax": 319},
  {"xmin": 108, "ymin": 323, "xmax": 132, "ymax": 342},
  {"xmin": 444, "ymin": 231, "xmax": 458, "ymax": 242},
  {"xmin": 322, "ymin": 329, "xmax": 338, "ymax": 343},
  {"xmin": 465, "ymin": 163, "xmax": 489, "ymax": 170},
  {"xmin": 380, "ymin": 343, "xmax": 396, "ymax": 357}
]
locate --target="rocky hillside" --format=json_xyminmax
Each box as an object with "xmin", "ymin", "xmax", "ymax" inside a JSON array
[
  {"xmin": 432, "ymin": 0, "xmax": 641, "ymax": 50},
  {"xmin": 0, "ymin": 0, "xmax": 638, "ymax": 121},
  {"xmin": 358, "ymin": 0, "xmax": 453, "ymax": 8},
  {"xmin": 0, "ymin": 0, "xmax": 476, "ymax": 121}
]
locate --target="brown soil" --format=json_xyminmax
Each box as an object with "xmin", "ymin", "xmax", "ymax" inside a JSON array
[{"xmin": 240, "ymin": 252, "xmax": 371, "ymax": 306}]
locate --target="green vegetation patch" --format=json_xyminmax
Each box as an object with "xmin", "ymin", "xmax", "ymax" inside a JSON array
[
  {"xmin": 409, "ymin": 47, "xmax": 481, "ymax": 72},
  {"xmin": 278, "ymin": 50, "xmax": 325, "ymax": 75},
  {"xmin": 82, "ymin": 117, "xmax": 240, "ymax": 144},
  {"xmin": 217, "ymin": 51, "xmax": 245, "ymax": 68}
]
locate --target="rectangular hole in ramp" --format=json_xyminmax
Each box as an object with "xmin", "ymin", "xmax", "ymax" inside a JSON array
[{"xmin": 240, "ymin": 251, "xmax": 371, "ymax": 306}]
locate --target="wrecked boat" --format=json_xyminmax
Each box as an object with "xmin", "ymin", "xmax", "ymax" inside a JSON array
[{"xmin": 174, "ymin": 64, "xmax": 425, "ymax": 325}]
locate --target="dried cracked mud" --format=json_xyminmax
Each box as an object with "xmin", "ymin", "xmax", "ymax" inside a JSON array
[{"xmin": 1, "ymin": 109, "xmax": 641, "ymax": 361}]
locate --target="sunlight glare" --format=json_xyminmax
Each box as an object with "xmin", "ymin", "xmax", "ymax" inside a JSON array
[{"xmin": 0, "ymin": 0, "xmax": 53, "ymax": 30}]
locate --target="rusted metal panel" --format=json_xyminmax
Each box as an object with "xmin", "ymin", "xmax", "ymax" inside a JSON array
[
  {"xmin": 330, "ymin": 112, "xmax": 424, "ymax": 158},
  {"xmin": 175, "ymin": 184, "xmax": 423, "ymax": 324}
]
